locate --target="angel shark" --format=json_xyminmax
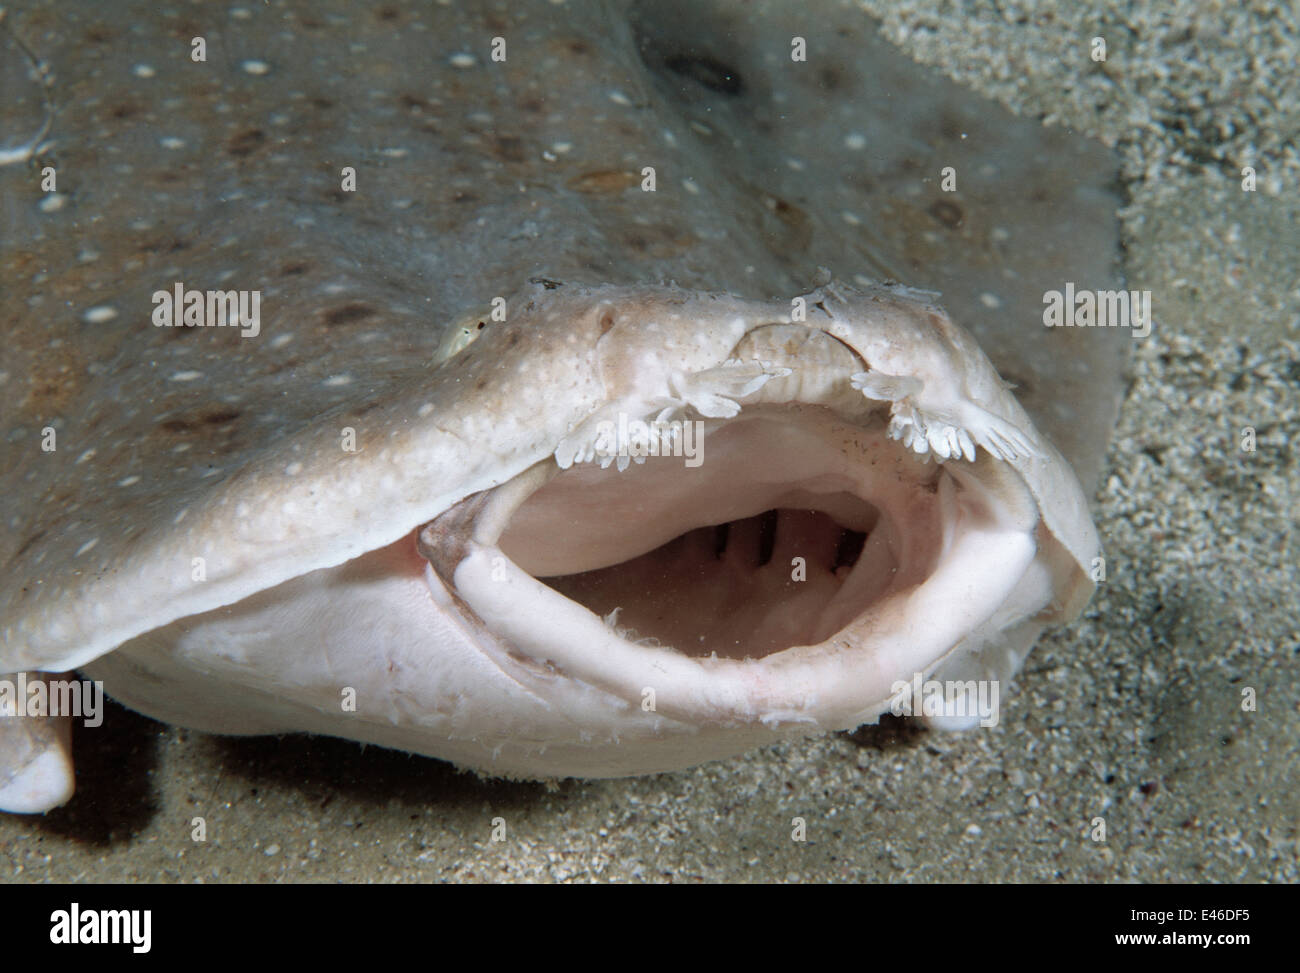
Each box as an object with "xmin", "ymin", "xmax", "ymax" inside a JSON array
[{"xmin": 0, "ymin": 0, "xmax": 1127, "ymax": 812}]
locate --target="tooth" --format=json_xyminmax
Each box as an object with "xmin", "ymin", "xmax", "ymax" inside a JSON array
[{"xmin": 958, "ymin": 428, "xmax": 976, "ymax": 462}]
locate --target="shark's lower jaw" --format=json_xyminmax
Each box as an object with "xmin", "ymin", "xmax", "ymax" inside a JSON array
[{"xmin": 422, "ymin": 384, "xmax": 1047, "ymax": 734}]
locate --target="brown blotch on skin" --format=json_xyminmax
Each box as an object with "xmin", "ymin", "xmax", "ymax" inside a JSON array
[
  {"xmin": 135, "ymin": 235, "xmax": 191, "ymax": 256},
  {"xmin": 567, "ymin": 170, "xmax": 638, "ymax": 194},
  {"xmin": 227, "ymin": 128, "xmax": 267, "ymax": 158},
  {"xmin": 159, "ymin": 408, "xmax": 242, "ymax": 434},
  {"xmin": 279, "ymin": 262, "xmax": 310, "ymax": 276},
  {"xmin": 928, "ymin": 199, "xmax": 964, "ymax": 229},
  {"xmin": 753, "ymin": 187, "xmax": 813, "ymax": 254},
  {"xmin": 167, "ymin": 19, "xmax": 204, "ymax": 42},
  {"xmin": 14, "ymin": 529, "xmax": 47, "ymax": 559},
  {"xmin": 266, "ymin": 356, "xmax": 302, "ymax": 376},
  {"xmin": 346, "ymin": 400, "xmax": 382, "ymax": 418},
  {"xmin": 493, "ymin": 136, "xmax": 527, "ymax": 163},
  {"xmin": 23, "ymin": 351, "xmax": 83, "ymax": 413},
  {"xmin": 598, "ymin": 310, "xmax": 616, "ymax": 336},
  {"xmin": 321, "ymin": 303, "xmax": 378, "ymax": 327},
  {"xmin": 621, "ymin": 224, "xmax": 698, "ymax": 259},
  {"xmin": 850, "ymin": 173, "xmax": 877, "ymax": 195}
]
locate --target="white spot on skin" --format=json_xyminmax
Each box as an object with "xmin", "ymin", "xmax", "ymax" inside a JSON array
[
  {"xmin": 241, "ymin": 60, "xmax": 271, "ymax": 76},
  {"xmin": 269, "ymin": 334, "xmax": 292, "ymax": 349},
  {"xmin": 841, "ymin": 211, "xmax": 862, "ymax": 226},
  {"xmin": 682, "ymin": 178, "xmax": 700, "ymax": 194},
  {"xmin": 844, "ymin": 132, "xmax": 867, "ymax": 150},
  {"xmin": 324, "ymin": 374, "xmax": 353, "ymax": 387},
  {"xmin": 75, "ymin": 538, "xmax": 98, "ymax": 557},
  {"xmin": 160, "ymin": 137, "xmax": 186, "ymax": 150},
  {"xmin": 786, "ymin": 157, "xmax": 806, "ymax": 171},
  {"xmin": 38, "ymin": 194, "xmax": 66, "ymax": 213},
  {"xmin": 285, "ymin": 461, "xmax": 303, "ymax": 476},
  {"xmin": 608, "ymin": 90, "xmax": 632, "ymax": 106},
  {"xmin": 417, "ymin": 403, "xmax": 435, "ymax": 418},
  {"xmin": 83, "ymin": 305, "xmax": 118, "ymax": 324},
  {"xmin": 550, "ymin": 142, "xmax": 573, "ymax": 155},
  {"xmin": 173, "ymin": 508, "xmax": 188, "ymax": 524},
  {"xmin": 76, "ymin": 449, "xmax": 96, "ymax": 465},
  {"xmin": 169, "ymin": 371, "xmax": 203, "ymax": 382},
  {"xmin": 449, "ymin": 53, "xmax": 477, "ymax": 69},
  {"xmin": 117, "ymin": 475, "xmax": 141, "ymax": 487},
  {"xmin": 979, "ymin": 292, "xmax": 1002, "ymax": 309},
  {"xmin": 132, "ymin": 64, "xmax": 156, "ymax": 78}
]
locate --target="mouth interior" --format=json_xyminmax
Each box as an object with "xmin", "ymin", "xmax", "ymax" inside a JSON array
[{"xmin": 497, "ymin": 406, "xmax": 948, "ymax": 661}]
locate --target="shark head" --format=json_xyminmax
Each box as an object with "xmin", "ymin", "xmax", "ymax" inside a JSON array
[{"xmin": 1, "ymin": 278, "xmax": 1097, "ymax": 808}]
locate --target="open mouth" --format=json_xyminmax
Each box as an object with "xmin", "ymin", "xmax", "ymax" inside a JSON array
[
  {"xmin": 501, "ymin": 407, "xmax": 938, "ymax": 663},
  {"xmin": 418, "ymin": 324, "xmax": 1046, "ymax": 731}
]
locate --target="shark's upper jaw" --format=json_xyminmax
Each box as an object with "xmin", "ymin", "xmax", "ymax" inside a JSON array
[{"xmin": 418, "ymin": 337, "xmax": 1046, "ymax": 733}]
